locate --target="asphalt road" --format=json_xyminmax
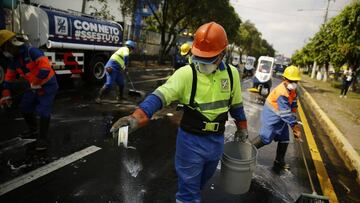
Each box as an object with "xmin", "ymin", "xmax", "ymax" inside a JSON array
[{"xmin": 0, "ymin": 68, "xmax": 358, "ymax": 202}]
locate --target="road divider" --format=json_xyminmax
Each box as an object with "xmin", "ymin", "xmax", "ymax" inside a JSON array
[{"xmin": 299, "ymin": 85, "xmax": 360, "ymax": 184}]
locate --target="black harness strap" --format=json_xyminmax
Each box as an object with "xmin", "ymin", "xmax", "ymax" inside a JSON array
[
  {"xmin": 225, "ymin": 63, "xmax": 233, "ymax": 106},
  {"xmin": 180, "ymin": 63, "xmax": 235, "ymax": 135},
  {"xmin": 189, "ymin": 63, "xmax": 197, "ymax": 108}
]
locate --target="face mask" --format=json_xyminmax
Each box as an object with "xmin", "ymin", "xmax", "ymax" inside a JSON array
[
  {"xmin": 3, "ymin": 51, "xmax": 13, "ymax": 58},
  {"xmin": 195, "ymin": 62, "xmax": 218, "ymax": 75},
  {"xmin": 287, "ymin": 82, "xmax": 297, "ymax": 90}
]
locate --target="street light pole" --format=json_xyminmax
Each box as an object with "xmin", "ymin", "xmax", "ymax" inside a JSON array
[{"xmin": 324, "ymin": 0, "xmax": 335, "ymax": 24}]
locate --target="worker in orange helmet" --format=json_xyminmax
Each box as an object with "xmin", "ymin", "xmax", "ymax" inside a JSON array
[
  {"xmin": 110, "ymin": 22, "xmax": 247, "ymax": 202},
  {"xmin": 0, "ymin": 29, "xmax": 58, "ymax": 151}
]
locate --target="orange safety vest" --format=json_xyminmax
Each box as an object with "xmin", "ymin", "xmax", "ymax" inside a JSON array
[
  {"xmin": 5, "ymin": 46, "xmax": 55, "ymax": 86},
  {"xmin": 266, "ymin": 81, "xmax": 297, "ymax": 113}
]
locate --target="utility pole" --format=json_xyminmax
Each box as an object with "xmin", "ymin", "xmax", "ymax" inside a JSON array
[
  {"xmin": 324, "ymin": 0, "xmax": 335, "ymax": 24},
  {"xmin": 81, "ymin": 0, "xmax": 86, "ymax": 13}
]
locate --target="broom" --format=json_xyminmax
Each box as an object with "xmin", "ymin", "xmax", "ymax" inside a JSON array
[
  {"xmin": 125, "ymin": 72, "xmax": 145, "ymax": 98},
  {"xmin": 296, "ymin": 139, "xmax": 329, "ymax": 203}
]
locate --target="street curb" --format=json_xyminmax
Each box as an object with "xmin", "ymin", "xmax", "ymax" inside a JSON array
[{"xmin": 299, "ymin": 85, "xmax": 360, "ymax": 184}]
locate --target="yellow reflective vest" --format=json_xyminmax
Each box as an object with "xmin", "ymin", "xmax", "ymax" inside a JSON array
[
  {"xmin": 110, "ymin": 47, "xmax": 130, "ymax": 70},
  {"xmin": 153, "ymin": 63, "xmax": 243, "ymax": 121}
]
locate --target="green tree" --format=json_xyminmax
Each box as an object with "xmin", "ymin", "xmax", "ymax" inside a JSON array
[
  {"xmin": 238, "ymin": 20, "xmax": 275, "ymax": 61},
  {"xmin": 87, "ymin": 0, "xmax": 115, "ymax": 20},
  {"xmin": 292, "ymin": 2, "xmax": 360, "ymax": 85},
  {"xmin": 131, "ymin": 0, "xmax": 241, "ymax": 64}
]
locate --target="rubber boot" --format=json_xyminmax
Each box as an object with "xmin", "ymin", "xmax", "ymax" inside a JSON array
[
  {"xmin": 20, "ymin": 113, "xmax": 38, "ymax": 139},
  {"xmin": 116, "ymin": 87, "xmax": 125, "ymax": 101},
  {"xmin": 251, "ymin": 136, "xmax": 265, "ymax": 149},
  {"xmin": 35, "ymin": 117, "xmax": 50, "ymax": 151},
  {"xmin": 273, "ymin": 142, "xmax": 290, "ymax": 171},
  {"xmin": 95, "ymin": 86, "xmax": 108, "ymax": 103}
]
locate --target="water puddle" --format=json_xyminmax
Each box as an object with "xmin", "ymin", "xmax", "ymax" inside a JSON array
[
  {"xmin": 253, "ymin": 164, "xmax": 305, "ymax": 202},
  {"xmin": 119, "ymin": 148, "xmax": 145, "ymax": 203}
]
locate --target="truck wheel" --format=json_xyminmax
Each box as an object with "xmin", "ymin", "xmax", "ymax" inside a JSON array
[{"xmin": 88, "ymin": 56, "xmax": 106, "ymax": 83}]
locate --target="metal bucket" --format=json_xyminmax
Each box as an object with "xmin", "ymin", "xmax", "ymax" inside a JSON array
[{"xmin": 220, "ymin": 141, "xmax": 258, "ymax": 195}]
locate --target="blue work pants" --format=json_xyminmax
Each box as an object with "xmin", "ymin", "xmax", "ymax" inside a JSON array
[{"xmin": 175, "ymin": 128, "xmax": 224, "ymax": 203}]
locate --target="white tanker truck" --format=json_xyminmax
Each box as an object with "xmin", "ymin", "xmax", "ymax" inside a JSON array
[{"xmin": 0, "ymin": 2, "xmax": 124, "ymax": 84}]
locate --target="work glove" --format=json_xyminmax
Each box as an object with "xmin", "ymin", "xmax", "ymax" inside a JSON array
[
  {"xmin": 292, "ymin": 124, "xmax": 302, "ymax": 140},
  {"xmin": 234, "ymin": 120, "xmax": 248, "ymax": 142},
  {"xmin": 110, "ymin": 108, "xmax": 149, "ymax": 136},
  {"xmin": 1, "ymin": 89, "xmax": 12, "ymax": 109},
  {"xmin": 235, "ymin": 128, "xmax": 249, "ymax": 142},
  {"xmin": 0, "ymin": 96, "xmax": 12, "ymax": 109},
  {"xmin": 106, "ymin": 67, "xmax": 113, "ymax": 73}
]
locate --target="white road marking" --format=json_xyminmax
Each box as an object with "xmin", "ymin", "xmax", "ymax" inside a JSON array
[
  {"xmin": 0, "ymin": 137, "xmax": 36, "ymax": 155},
  {"xmin": 0, "ymin": 145, "xmax": 101, "ymax": 196}
]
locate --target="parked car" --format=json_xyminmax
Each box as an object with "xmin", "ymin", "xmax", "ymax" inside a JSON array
[{"xmin": 273, "ymin": 63, "xmax": 285, "ymax": 74}]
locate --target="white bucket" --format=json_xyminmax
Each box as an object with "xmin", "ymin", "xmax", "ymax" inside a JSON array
[{"xmin": 220, "ymin": 141, "xmax": 258, "ymax": 194}]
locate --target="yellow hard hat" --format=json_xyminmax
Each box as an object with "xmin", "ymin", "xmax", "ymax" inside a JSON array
[
  {"xmin": 0, "ymin": 30, "xmax": 16, "ymax": 47},
  {"xmin": 283, "ymin": 65, "xmax": 301, "ymax": 81},
  {"xmin": 180, "ymin": 43, "xmax": 191, "ymax": 56},
  {"xmin": 341, "ymin": 64, "xmax": 348, "ymax": 71}
]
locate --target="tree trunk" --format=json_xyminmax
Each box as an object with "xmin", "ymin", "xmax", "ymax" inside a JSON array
[
  {"xmin": 316, "ymin": 66, "xmax": 322, "ymax": 80},
  {"xmin": 226, "ymin": 45, "xmax": 234, "ymax": 64},
  {"xmin": 238, "ymin": 48, "xmax": 243, "ymax": 64},
  {"xmin": 351, "ymin": 64, "xmax": 359, "ymax": 92},
  {"xmin": 323, "ymin": 62, "xmax": 329, "ymax": 82},
  {"xmin": 311, "ymin": 61, "xmax": 317, "ymax": 78}
]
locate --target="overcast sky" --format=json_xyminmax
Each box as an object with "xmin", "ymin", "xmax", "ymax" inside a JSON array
[{"xmin": 230, "ymin": 0, "xmax": 353, "ymax": 57}]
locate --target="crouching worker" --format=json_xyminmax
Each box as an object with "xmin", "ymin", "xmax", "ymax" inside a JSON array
[
  {"xmin": 0, "ymin": 30, "xmax": 58, "ymax": 151},
  {"xmin": 251, "ymin": 65, "xmax": 302, "ymax": 171},
  {"xmin": 110, "ymin": 22, "xmax": 248, "ymax": 203}
]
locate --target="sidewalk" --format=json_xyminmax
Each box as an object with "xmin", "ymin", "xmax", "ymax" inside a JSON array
[{"xmin": 301, "ymin": 75, "xmax": 360, "ymax": 155}]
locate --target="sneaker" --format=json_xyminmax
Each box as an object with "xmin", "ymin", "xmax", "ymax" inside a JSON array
[
  {"xmin": 339, "ymin": 95, "xmax": 343, "ymax": 98},
  {"xmin": 35, "ymin": 139, "xmax": 48, "ymax": 151},
  {"xmin": 344, "ymin": 95, "xmax": 347, "ymax": 99},
  {"xmin": 20, "ymin": 130, "xmax": 38, "ymax": 139}
]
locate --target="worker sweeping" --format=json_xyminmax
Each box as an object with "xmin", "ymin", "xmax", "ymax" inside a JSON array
[
  {"xmin": 95, "ymin": 40, "xmax": 136, "ymax": 103},
  {"xmin": 251, "ymin": 65, "xmax": 302, "ymax": 171},
  {"xmin": 0, "ymin": 29, "xmax": 58, "ymax": 151},
  {"xmin": 110, "ymin": 22, "xmax": 248, "ymax": 202}
]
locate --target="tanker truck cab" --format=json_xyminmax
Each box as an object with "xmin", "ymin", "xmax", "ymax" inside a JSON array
[
  {"xmin": 7, "ymin": 4, "xmax": 123, "ymax": 83},
  {"xmin": 252, "ymin": 56, "xmax": 274, "ymax": 100}
]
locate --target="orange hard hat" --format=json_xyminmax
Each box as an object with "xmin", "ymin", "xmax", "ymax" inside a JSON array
[{"xmin": 191, "ymin": 22, "xmax": 228, "ymax": 58}]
